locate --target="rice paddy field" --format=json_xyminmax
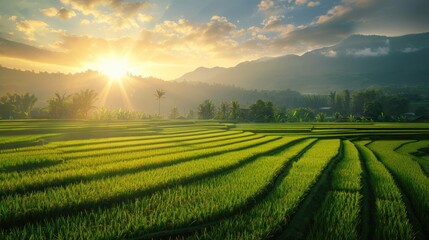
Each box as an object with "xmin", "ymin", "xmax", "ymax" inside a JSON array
[{"xmin": 1, "ymin": 120, "xmax": 429, "ymax": 239}]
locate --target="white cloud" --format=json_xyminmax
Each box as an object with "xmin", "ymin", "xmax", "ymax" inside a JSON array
[
  {"xmin": 258, "ymin": 0, "xmax": 286, "ymax": 15},
  {"xmin": 60, "ymin": 0, "xmax": 149, "ymax": 30},
  {"xmin": 346, "ymin": 47, "xmax": 389, "ymax": 57},
  {"xmin": 42, "ymin": 7, "xmax": 76, "ymax": 20},
  {"xmin": 41, "ymin": 7, "xmax": 58, "ymax": 17},
  {"xmin": 137, "ymin": 13, "xmax": 153, "ymax": 23},
  {"xmin": 80, "ymin": 19, "xmax": 91, "ymax": 25},
  {"xmin": 401, "ymin": 47, "xmax": 419, "ymax": 53},
  {"xmin": 307, "ymin": 1, "xmax": 320, "ymax": 7},
  {"xmin": 15, "ymin": 20, "xmax": 49, "ymax": 41},
  {"xmin": 321, "ymin": 49, "xmax": 338, "ymax": 57},
  {"xmin": 8, "ymin": 16, "xmax": 17, "ymax": 22}
]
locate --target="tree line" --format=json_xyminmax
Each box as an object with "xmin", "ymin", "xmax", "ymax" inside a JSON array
[
  {"xmin": 194, "ymin": 89, "xmax": 427, "ymax": 122},
  {"xmin": 0, "ymin": 90, "xmax": 98, "ymax": 119},
  {"xmin": 0, "ymin": 88, "xmax": 427, "ymax": 122}
]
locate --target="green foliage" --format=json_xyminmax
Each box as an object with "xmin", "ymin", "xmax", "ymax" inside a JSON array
[
  {"xmin": 154, "ymin": 89, "xmax": 166, "ymax": 115},
  {"xmin": 291, "ymin": 107, "xmax": 315, "ymax": 122},
  {"xmin": 249, "ymin": 99, "xmax": 274, "ymax": 122},
  {"xmin": 198, "ymin": 99, "xmax": 215, "ymax": 119},
  {"xmin": 0, "ymin": 121, "xmax": 428, "ymax": 239},
  {"xmin": 316, "ymin": 112, "xmax": 326, "ymax": 122},
  {"xmin": 0, "ymin": 93, "xmax": 37, "ymax": 119},
  {"xmin": 190, "ymin": 139, "xmax": 340, "ymax": 239},
  {"xmin": 356, "ymin": 142, "xmax": 414, "ymax": 239}
]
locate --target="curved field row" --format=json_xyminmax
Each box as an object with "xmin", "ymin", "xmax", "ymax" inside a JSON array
[
  {"xmin": 54, "ymin": 129, "xmax": 228, "ymax": 153},
  {"xmin": 59, "ymin": 131, "xmax": 239, "ymax": 159},
  {"xmin": 356, "ymin": 141, "xmax": 416, "ymax": 239},
  {"xmin": 0, "ymin": 133, "xmax": 270, "ymax": 196},
  {"xmin": 185, "ymin": 139, "xmax": 341, "ymax": 239},
  {"xmin": 396, "ymin": 140, "xmax": 429, "ymax": 177},
  {"xmin": 0, "ymin": 130, "xmax": 234, "ymax": 172},
  {"xmin": 368, "ymin": 140, "xmax": 429, "ymax": 237},
  {"xmin": 0, "ymin": 139, "xmax": 316, "ymax": 239},
  {"xmin": 0, "ymin": 136, "xmax": 297, "ymax": 229},
  {"xmin": 1, "ymin": 121, "xmax": 429, "ymax": 239},
  {"xmin": 307, "ymin": 140, "xmax": 363, "ymax": 240}
]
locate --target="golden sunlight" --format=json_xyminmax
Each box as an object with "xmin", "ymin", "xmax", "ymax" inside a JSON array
[{"xmin": 96, "ymin": 57, "xmax": 129, "ymax": 81}]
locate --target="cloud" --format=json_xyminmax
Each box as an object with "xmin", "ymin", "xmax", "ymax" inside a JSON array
[
  {"xmin": 60, "ymin": 0, "xmax": 149, "ymax": 30},
  {"xmin": 137, "ymin": 13, "xmax": 153, "ymax": 23},
  {"xmin": 8, "ymin": 16, "xmax": 17, "ymax": 22},
  {"xmin": 258, "ymin": 0, "xmax": 286, "ymax": 15},
  {"xmin": 346, "ymin": 47, "xmax": 389, "ymax": 57},
  {"xmin": 60, "ymin": 0, "xmax": 148, "ymax": 17},
  {"xmin": 262, "ymin": 15, "xmax": 295, "ymax": 34},
  {"xmin": 80, "ymin": 19, "xmax": 91, "ymax": 25},
  {"xmin": 401, "ymin": 47, "xmax": 418, "ymax": 53},
  {"xmin": 0, "ymin": 37, "xmax": 74, "ymax": 66},
  {"xmin": 42, "ymin": 7, "xmax": 76, "ymax": 20},
  {"xmin": 295, "ymin": 0, "xmax": 307, "ymax": 5},
  {"xmin": 307, "ymin": 1, "xmax": 320, "ymax": 7},
  {"xmin": 15, "ymin": 20, "xmax": 49, "ymax": 41},
  {"xmin": 321, "ymin": 49, "xmax": 338, "ymax": 57},
  {"xmin": 316, "ymin": 5, "xmax": 351, "ymax": 24},
  {"xmin": 262, "ymin": 15, "xmax": 284, "ymax": 30},
  {"xmin": 41, "ymin": 8, "xmax": 58, "ymax": 17}
]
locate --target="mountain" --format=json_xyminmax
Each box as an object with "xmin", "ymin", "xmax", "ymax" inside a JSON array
[
  {"xmin": 176, "ymin": 32, "xmax": 429, "ymax": 93},
  {"xmin": 0, "ymin": 66, "xmax": 304, "ymax": 115},
  {"xmin": 177, "ymin": 66, "xmax": 228, "ymax": 82}
]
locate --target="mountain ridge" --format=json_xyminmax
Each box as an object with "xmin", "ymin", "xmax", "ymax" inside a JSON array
[{"xmin": 175, "ymin": 32, "xmax": 429, "ymax": 93}]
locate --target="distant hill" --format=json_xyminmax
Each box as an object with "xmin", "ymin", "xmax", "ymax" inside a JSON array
[
  {"xmin": 0, "ymin": 66, "xmax": 304, "ymax": 115},
  {"xmin": 176, "ymin": 32, "xmax": 429, "ymax": 93}
]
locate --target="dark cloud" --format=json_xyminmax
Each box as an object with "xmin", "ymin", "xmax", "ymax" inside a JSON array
[{"xmin": 0, "ymin": 37, "xmax": 73, "ymax": 65}]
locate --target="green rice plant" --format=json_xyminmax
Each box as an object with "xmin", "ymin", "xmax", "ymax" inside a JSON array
[
  {"xmin": 0, "ymin": 134, "xmax": 57, "ymax": 147},
  {"xmin": 307, "ymin": 191, "xmax": 361, "ymax": 240},
  {"xmin": 0, "ymin": 139, "xmax": 316, "ymax": 239},
  {"xmin": 396, "ymin": 140, "xmax": 429, "ymax": 176},
  {"xmin": 0, "ymin": 146, "xmax": 63, "ymax": 173},
  {"xmin": 331, "ymin": 140, "xmax": 362, "ymax": 192},
  {"xmin": 0, "ymin": 133, "xmax": 266, "ymax": 195},
  {"xmin": 355, "ymin": 142, "xmax": 414, "ymax": 240},
  {"xmin": 46, "ymin": 128, "xmax": 219, "ymax": 149},
  {"xmin": 307, "ymin": 140, "xmax": 362, "ymax": 239},
  {"xmin": 23, "ymin": 132, "xmax": 258, "ymax": 174},
  {"xmin": 59, "ymin": 131, "xmax": 240, "ymax": 159},
  {"xmin": 0, "ymin": 136, "xmax": 298, "ymax": 228},
  {"xmin": 369, "ymin": 140, "xmax": 429, "ymax": 236},
  {"xmin": 186, "ymin": 139, "xmax": 341, "ymax": 239},
  {"xmin": 56, "ymin": 130, "xmax": 232, "ymax": 152}
]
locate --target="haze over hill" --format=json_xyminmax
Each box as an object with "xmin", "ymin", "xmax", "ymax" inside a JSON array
[{"xmin": 176, "ymin": 32, "xmax": 429, "ymax": 93}]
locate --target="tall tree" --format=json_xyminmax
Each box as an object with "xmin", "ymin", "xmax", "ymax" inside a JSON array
[
  {"xmin": 71, "ymin": 89, "xmax": 98, "ymax": 119},
  {"xmin": 169, "ymin": 106, "xmax": 179, "ymax": 119},
  {"xmin": 47, "ymin": 93, "xmax": 71, "ymax": 119},
  {"xmin": 198, "ymin": 99, "xmax": 215, "ymax": 119},
  {"xmin": 154, "ymin": 89, "xmax": 166, "ymax": 116},
  {"xmin": 1, "ymin": 93, "xmax": 38, "ymax": 118},
  {"xmin": 216, "ymin": 101, "xmax": 230, "ymax": 120},
  {"xmin": 343, "ymin": 90, "xmax": 351, "ymax": 114},
  {"xmin": 249, "ymin": 99, "xmax": 274, "ymax": 122},
  {"xmin": 229, "ymin": 100, "xmax": 241, "ymax": 121}
]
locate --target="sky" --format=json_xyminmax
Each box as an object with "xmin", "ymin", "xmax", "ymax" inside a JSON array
[{"xmin": 0, "ymin": 0, "xmax": 428, "ymax": 80}]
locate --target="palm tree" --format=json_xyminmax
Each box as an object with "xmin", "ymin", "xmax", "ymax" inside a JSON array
[
  {"xmin": 8, "ymin": 93, "xmax": 38, "ymax": 118},
  {"xmin": 154, "ymin": 89, "xmax": 166, "ymax": 116},
  {"xmin": 230, "ymin": 100, "xmax": 241, "ymax": 121},
  {"xmin": 71, "ymin": 89, "xmax": 98, "ymax": 118},
  {"xmin": 47, "ymin": 93, "xmax": 71, "ymax": 119}
]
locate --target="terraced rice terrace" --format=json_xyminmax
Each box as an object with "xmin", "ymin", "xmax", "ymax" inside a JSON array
[{"xmin": 1, "ymin": 120, "xmax": 429, "ymax": 239}]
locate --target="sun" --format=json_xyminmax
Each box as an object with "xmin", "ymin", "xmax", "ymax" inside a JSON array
[{"xmin": 96, "ymin": 57, "xmax": 129, "ymax": 81}]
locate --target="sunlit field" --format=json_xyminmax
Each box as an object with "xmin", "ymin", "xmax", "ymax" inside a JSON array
[{"xmin": 1, "ymin": 120, "xmax": 429, "ymax": 239}]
